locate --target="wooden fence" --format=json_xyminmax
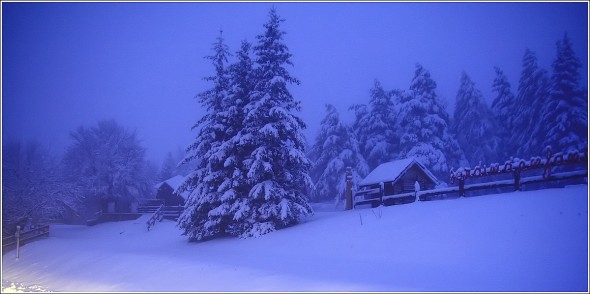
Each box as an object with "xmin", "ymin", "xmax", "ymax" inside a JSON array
[
  {"xmin": 419, "ymin": 169, "xmax": 587, "ymax": 200},
  {"xmin": 354, "ymin": 146, "xmax": 588, "ymax": 208},
  {"xmin": 355, "ymin": 169, "xmax": 587, "ymax": 208},
  {"xmin": 2, "ymin": 224, "xmax": 50, "ymax": 256}
]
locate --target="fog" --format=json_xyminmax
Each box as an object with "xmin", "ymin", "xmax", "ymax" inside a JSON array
[{"xmin": 2, "ymin": 1, "xmax": 588, "ymax": 165}]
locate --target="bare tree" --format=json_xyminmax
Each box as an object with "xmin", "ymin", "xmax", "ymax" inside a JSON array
[{"xmin": 62, "ymin": 120, "xmax": 152, "ymax": 216}]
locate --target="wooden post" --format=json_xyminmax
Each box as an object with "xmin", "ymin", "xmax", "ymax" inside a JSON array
[
  {"xmin": 379, "ymin": 182, "xmax": 384, "ymax": 206},
  {"xmin": 514, "ymin": 170, "xmax": 521, "ymax": 191},
  {"xmin": 459, "ymin": 179, "xmax": 465, "ymax": 197},
  {"xmin": 15, "ymin": 225, "xmax": 21, "ymax": 260},
  {"xmin": 345, "ymin": 166, "xmax": 353, "ymax": 210}
]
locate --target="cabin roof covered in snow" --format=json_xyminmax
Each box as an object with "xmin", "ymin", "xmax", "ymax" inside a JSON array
[
  {"xmin": 359, "ymin": 158, "xmax": 440, "ymax": 186},
  {"xmin": 155, "ymin": 175, "xmax": 190, "ymax": 200}
]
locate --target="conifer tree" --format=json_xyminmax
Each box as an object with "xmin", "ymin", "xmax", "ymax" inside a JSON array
[
  {"xmin": 177, "ymin": 31, "xmax": 232, "ymax": 241},
  {"xmin": 398, "ymin": 63, "xmax": 459, "ymax": 179},
  {"xmin": 542, "ymin": 33, "xmax": 588, "ymax": 152},
  {"xmin": 491, "ymin": 66, "xmax": 515, "ymax": 160},
  {"xmin": 159, "ymin": 152, "xmax": 176, "ymax": 181},
  {"xmin": 237, "ymin": 8, "xmax": 313, "ymax": 238},
  {"xmin": 220, "ymin": 40, "xmax": 258, "ymax": 236},
  {"xmin": 363, "ymin": 80, "xmax": 400, "ymax": 170},
  {"xmin": 512, "ymin": 49, "xmax": 550, "ymax": 158},
  {"xmin": 309, "ymin": 104, "xmax": 368, "ymax": 203},
  {"xmin": 453, "ymin": 72, "xmax": 500, "ymax": 165},
  {"xmin": 349, "ymin": 103, "xmax": 371, "ymax": 164}
]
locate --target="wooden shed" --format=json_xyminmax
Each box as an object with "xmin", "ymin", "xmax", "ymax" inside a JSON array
[
  {"xmin": 154, "ymin": 175, "xmax": 189, "ymax": 206},
  {"xmin": 354, "ymin": 158, "xmax": 440, "ymax": 207}
]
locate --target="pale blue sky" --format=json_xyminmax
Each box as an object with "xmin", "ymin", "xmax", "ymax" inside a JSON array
[{"xmin": 2, "ymin": 1, "xmax": 588, "ymax": 165}]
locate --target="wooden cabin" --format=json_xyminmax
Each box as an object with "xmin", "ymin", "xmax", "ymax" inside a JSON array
[
  {"xmin": 154, "ymin": 175, "xmax": 189, "ymax": 206},
  {"xmin": 354, "ymin": 158, "xmax": 440, "ymax": 207}
]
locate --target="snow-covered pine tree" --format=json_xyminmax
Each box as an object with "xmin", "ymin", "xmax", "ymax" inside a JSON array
[
  {"xmin": 491, "ymin": 66, "xmax": 516, "ymax": 159},
  {"xmin": 398, "ymin": 63, "xmax": 460, "ymax": 180},
  {"xmin": 349, "ymin": 103, "xmax": 371, "ymax": 164},
  {"xmin": 219, "ymin": 40, "xmax": 258, "ymax": 237},
  {"xmin": 541, "ymin": 33, "xmax": 588, "ymax": 153},
  {"xmin": 452, "ymin": 72, "xmax": 500, "ymax": 166},
  {"xmin": 177, "ymin": 31, "xmax": 233, "ymax": 241},
  {"xmin": 309, "ymin": 104, "xmax": 368, "ymax": 203},
  {"xmin": 237, "ymin": 8, "xmax": 313, "ymax": 238},
  {"xmin": 363, "ymin": 80, "xmax": 400, "ymax": 170},
  {"xmin": 511, "ymin": 48, "xmax": 550, "ymax": 158},
  {"xmin": 442, "ymin": 131, "xmax": 467, "ymax": 177}
]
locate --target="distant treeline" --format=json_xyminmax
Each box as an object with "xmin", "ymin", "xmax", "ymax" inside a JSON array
[{"xmin": 308, "ymin": 33, "xmax": 587, "ymax": 202}]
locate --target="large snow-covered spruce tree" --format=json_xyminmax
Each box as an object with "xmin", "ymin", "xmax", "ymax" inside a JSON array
[
  {"xmin": 541, "ymin": 33, "xmax": 587, "ymax": 152},
  {"xmin": 178, "ymin": 10, "xmax": 312, "ymax": 241},
  {"xmin": 218, "ymin": 40, "xmax": 257, "ymax": 237},
  {"xmin": 234, "ymin": 8, "xmax": 313, "ymax": 238},
  {"xmin": 398, "ymin": 63, "xmax": 462, "ymax": 179},
  {"xmin": 452, "ymin": 72, "xmax": 500, "ymax": 166},
  {"xmin": 309, "ymin": 104, "xmax": 368, "ymax": 203},
  {"xmin": 490, "ymin": 66, "xmax": 516, "ymax": 160},
  {"xmin": 177, "ymin": 31, "xmax": 233, "ymax": 241}
]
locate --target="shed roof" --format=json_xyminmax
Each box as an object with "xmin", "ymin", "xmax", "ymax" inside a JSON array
[
  {"xmin": 359, "ymin": 158, "xmax": 440, "ymax": 186},
  {"xmin": 155, "ymin": 175, "xmax": 190, "ymax": 200}
]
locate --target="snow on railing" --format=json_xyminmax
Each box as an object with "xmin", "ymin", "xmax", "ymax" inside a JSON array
[
  {"xmin": 448, "ymin": 146, "xmax": 587, "ymax": 196},
  {"xmin": 449, "ymin": 146, "xmax": 587, "ymax": 184}
]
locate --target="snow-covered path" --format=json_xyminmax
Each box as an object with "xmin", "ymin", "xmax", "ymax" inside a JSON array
[{"xmin": 2, "ymin": 185, "xmax": 588, "ymax": 292}]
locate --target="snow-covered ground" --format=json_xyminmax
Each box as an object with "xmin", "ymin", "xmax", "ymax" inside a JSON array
[{"xmin": 2, "ymin": 185, "xmax": 588, "ymax": 292}]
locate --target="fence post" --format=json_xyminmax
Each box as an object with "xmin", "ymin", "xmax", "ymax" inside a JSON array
[
  {"xmin": 15, "ymin": 225, "xmax": 21, "ymax": 260},
  {"xmin": 458, "ymin": 179, "xmax": 465, "ymax": 197},
  {"xmin": 379, "ymin": 182, "xmax": 384, "ymax": 206},
  {"xmin": 514, "ymin": 170, "xmax": 521, "ymax": 191},
  {"xmin": 345, "ymin": 166, "xmax": 353, "ymax": 210},
  {"xmin": 543, "ymin": 146, "xmax": 553, "ymax": 179}
]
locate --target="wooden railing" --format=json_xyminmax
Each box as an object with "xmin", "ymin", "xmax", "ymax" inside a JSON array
[
  {"xmin": 146, "ymin": 204, "xmax": 165, "ymax": 231},
  {"xmin": 353, "ymin": 188, "xmax": 382, "ymax": 207},
  {"xmin": 2, "ymin": 224, "xmax": 50, "ymax": 256}
]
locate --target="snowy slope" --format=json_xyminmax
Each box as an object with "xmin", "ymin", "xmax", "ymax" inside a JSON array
[{"xmin": 2, "ymin": 185, "xmax": 588, "ymax": 292}]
